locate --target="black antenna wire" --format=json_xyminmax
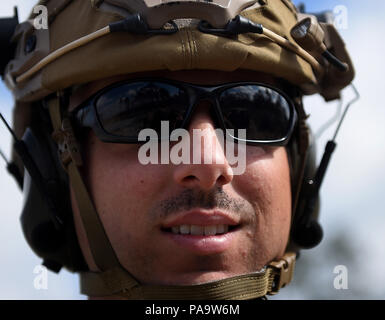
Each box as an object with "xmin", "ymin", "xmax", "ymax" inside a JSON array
[
  {"xmin": 332, "ymin": 84, "xmax": 360, "ymax": 141},
  {"xmin": 0, "ymin": 148, "xmax": 7, "ymax": 162},
  {"xmin": 0, "ymin": 113, "xmax": 23, "ymax": 187},
  {"xmin": 293, "ymin": 84, "xmax": 360, "ymax": 248},
  {"xmin": 313, "ymin": 84, "xmax": 360, "ymax": 192},
  {"xmin": 0, "ymin": 112, "xmax": 18, "ymax": 141},
  {"xmin": 315, "ymin": 99, "xmax": 343, "ymax": 140},
  {"xmin": 0, "ymin": 146, "xmax": 23, "ymax": 189}
]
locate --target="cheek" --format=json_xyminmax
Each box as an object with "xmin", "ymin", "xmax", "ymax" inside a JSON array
[
  {"xmin": 83, "ymin": 134, "xmax": 168, "ymax": 240},
  {"xmin": 236, "ymin": 147, "xmax": 291, "ymax": 203},
  {"xmin": 85, "ymin": 135, "xmax": 163, "ymax": 203},
  {"xmin": 234, "ymin": 146, "xmax": 292, "ymax": 255}
]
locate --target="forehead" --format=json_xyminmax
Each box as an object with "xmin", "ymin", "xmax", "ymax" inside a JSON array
[{"xmin": 69, "ymin": 69, "xmax": 282, "ymax": 111}]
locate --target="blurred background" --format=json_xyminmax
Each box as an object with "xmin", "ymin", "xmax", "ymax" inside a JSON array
[{"xmin": 0, "ymin": 0, "xmax": 384, "ymax": 299}]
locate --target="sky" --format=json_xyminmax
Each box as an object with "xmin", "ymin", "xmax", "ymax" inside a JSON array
[{"xmin": 0, "ymin": 1, "xmax": 384, "ymax": 299}]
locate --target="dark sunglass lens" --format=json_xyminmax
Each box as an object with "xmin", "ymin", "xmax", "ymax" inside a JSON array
[
  {"xmin": 95, "ymin": 82, "xmax": 189, "ymax": 137},
  {"xmin": 219, "ymin": 85, "xmax": 292, "ymax": 141}
]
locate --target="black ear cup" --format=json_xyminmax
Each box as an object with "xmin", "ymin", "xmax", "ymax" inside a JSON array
[
  {"xmin": 19, "ymin": 119, "xmax": 87, "ymax": 272},
  {"xmin": 291, "ymin": 137, "xmax": 324, "ymax": 249},
  {"xmin": 293, "ymin": 220, "xmax": 323, "ymax": 249},
  {"xmin": 20, "ymin": 127, "xmax": 66, "ymax": 267},
  {"xmin": 21, "ymin": 169, "xmax": 65, "ymax": 254},
  {"xmin": 291, "ymin": 192, "xmax": 323, "ymax": 249}
]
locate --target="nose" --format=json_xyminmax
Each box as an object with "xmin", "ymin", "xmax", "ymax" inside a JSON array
[{"xmin": 172, "ymin": 101, "xmax": 234, "ymax": 190}]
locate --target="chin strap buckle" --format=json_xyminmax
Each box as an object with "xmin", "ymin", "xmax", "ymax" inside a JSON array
[
  {"xmin": 268, "ymin": 252, "xmax": 296, "ymax": 295},
  {"xmin": 52, "ymin": 118, "xmax": 83, "ymax": 169},
  {"xmin": 48, "ymin": 95, "xmax": 83, "ymax": 169}
]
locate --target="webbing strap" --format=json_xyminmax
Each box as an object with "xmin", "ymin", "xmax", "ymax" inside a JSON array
[
  {"xmin": 67, "ymin": 162, "xmax": 122, "ymax": 270},
  {"xmin": 80, "ymin": 268, "xmax": 274, "ymax": 300},
  {"xmin": 80, "ymin": 252, "xmax": 296, "ymax": 299},
  {"xmin": 48, "ymin": 97, "xmax": 134, "ymax": 272},
  {"xmin": 139, "ymin": 271, "xmax": 273, "ymax": 300}
]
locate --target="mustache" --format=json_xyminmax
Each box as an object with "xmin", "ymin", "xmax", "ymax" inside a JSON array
[{"xmin": 152, "ymin": 187, "xmax": 255, "ymax": 221}]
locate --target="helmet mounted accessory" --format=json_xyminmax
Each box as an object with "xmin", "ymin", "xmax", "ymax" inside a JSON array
[
  {"xmin": 0, "ymin": 0, "xmax": 358, "ymax": 299},
  {"xmin": 291, "ymin": 15, "xmax": 348, "ymax": 72}
]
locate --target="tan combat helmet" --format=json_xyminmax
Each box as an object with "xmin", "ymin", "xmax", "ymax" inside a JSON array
[{"xmin": 0, "ymin": 0, "xmax": 355, "ymax": 299}]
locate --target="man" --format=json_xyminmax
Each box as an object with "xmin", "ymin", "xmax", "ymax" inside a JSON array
[{"xmin": 0, "ymin": 0, "xmax": 354, "ymax": 299}]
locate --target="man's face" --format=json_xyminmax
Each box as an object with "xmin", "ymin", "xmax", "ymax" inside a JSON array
[{"xmin": 71, "ymin": 70, "xmax": 292, "ymax": 287}]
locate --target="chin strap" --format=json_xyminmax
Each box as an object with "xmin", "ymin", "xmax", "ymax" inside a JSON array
[
  {"xmin": 48, "ymin": 95, "xmax": 296, "ymax": 300},
  {"xmin": 79, "ymin": 252, "xmax": 296, "ymax": 299}
]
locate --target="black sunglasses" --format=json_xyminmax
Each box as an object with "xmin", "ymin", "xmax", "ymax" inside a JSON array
[{"xmin": 72, "ymin": 79, "xmax": 297, "ymax": 145}]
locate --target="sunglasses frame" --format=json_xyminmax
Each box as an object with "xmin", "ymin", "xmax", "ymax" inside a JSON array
[{"xmin": 71, "ymin": 78, "xmax": 298, "ymax": 146}]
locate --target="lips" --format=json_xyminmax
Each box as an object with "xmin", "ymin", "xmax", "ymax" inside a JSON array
[
  {"xmin": 160, "ymin": 210, "xmax": 241, "ymax": 254},
  {"xmin": 161, "ymin": 209, "xmax": 240, "ymax": 229}
]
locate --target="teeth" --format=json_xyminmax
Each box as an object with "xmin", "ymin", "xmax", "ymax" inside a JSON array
[
  {"xmin": 170, "ymin": 224, "xmax": 231, "ymax": 235},
  {"xmin": 190, "ymin": 225, "xmax": 204, "ymax": 236},
  {"xmin": 204, "ymin": 225, "xmax": 217, "ymax": 236},
  {"xmin": 216, "ymin": 224, "xmax": 225, "ymax": 234},
  {"xmin": 172, "ymin": 226, "xmax": 180, "ymax": 234},
  {"xmin": 180, "ymin": 225, "xmax": 190, "ymax": 234}
]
